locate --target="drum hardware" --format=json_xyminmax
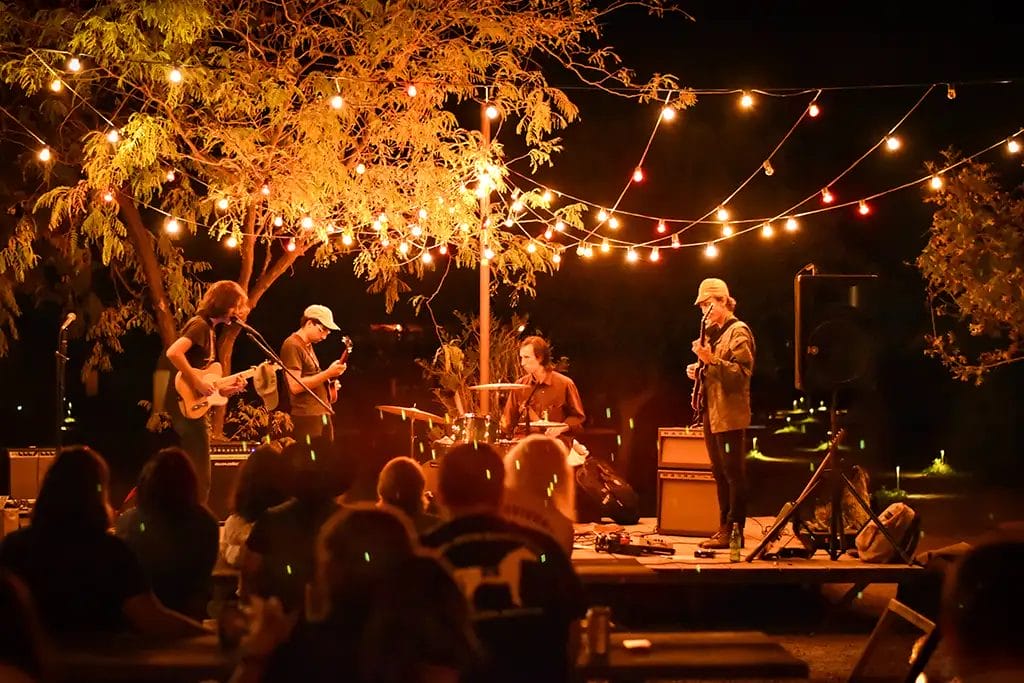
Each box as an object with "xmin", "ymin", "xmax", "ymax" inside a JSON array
[
  {"xmin": 375, "ymin": 404, "xmax": 447, "ymax": 458},
  {"xmin": 468, "ymin": 383, "xmax": 524, "ymax": 391}
]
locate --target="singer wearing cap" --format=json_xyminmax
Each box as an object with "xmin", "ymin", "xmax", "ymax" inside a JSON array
[
  {"xmin": 165, "ymin": 280, "xmax": 250, "ymax": 502},
  {"xmin": 279, "ymin": 304, "xmax": 347, "ymax": 445},
  {"xmin": 686, "ymin": 278, "xmax": 756, "ymax": 550}
]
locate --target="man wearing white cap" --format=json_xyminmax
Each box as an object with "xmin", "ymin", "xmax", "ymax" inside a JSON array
[
  {"xmin": 686, "ymin": 278, "xmax": 756, "ymax": 549},
  {"xmin": 279, "ymin": 304, "xmax": 347, "ymax": 445}
]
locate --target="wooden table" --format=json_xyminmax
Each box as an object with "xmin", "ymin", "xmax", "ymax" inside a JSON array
[
  {"xmin": 54, "ymin": 634, "xmax": 234, "ymax": 682},
  {"xmin": 575, "ymin": 630, "xmax": 808, "ymax": 681}
]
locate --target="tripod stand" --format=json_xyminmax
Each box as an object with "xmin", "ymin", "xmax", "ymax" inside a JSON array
[{"xmin": 746, "ymin": 399, "xmax": 914, "ymax": 564}]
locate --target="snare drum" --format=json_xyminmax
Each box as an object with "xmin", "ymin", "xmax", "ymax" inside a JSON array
[{"xmin": 451, "ymin": 413, "xmax": 495, "ymax": 443}]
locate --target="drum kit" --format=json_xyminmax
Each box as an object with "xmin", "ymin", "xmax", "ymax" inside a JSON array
[{"xmin": 375, "ymin": 382, "xmax": 567, "ymax": 459}]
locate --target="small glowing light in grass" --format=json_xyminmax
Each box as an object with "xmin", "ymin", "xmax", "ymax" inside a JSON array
[
  {"xmin": 341, "ymin": 233, "xmax": 353, "ymax": 246},
  {"xmin": 407, "ymin": 84, "xmax": 417, "ymax": 97},
  {"xmin": 483, "ymin": 246, "xmax": 495, "ymax": 260},
  {"xmin": 103, "ymin": 191, "xmax": 115, "ymax": 203},
  {"xmin": 929, "ymin": 176, "xmax": 943, "ymax": 190},
  {"xmin": 526, "ymin": 241, "xmax": 537, "ymax": 254},
  {"xmin": 273, "ymin": 216, "xmax": 283, "ymax": 227},
  {"xmin": 261, "ymin": 183, "xmax": 271, "ymax": 196}
]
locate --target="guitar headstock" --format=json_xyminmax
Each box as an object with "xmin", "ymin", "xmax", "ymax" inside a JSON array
[{"xmin": 340, "ymin": 335, "xmax": 353, "ymax": 363}]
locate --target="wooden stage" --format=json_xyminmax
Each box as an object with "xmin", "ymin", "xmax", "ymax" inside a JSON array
[{"xmin": 570, "ymin": 518, "xmax": 924, "ymax": 594}]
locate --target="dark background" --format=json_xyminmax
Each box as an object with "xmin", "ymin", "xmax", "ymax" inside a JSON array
[{"xmin": 2, "ymin": 1, "xmax": 1023, "ymax": 509}]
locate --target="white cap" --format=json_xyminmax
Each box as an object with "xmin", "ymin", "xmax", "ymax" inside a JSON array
[
  {"xmin": 303, "ymin": 304, "xmax": 340, "ymax": 330},
  {"xmin": 694, "ymin": 278, "xmax": 730, "ymax": 305}
]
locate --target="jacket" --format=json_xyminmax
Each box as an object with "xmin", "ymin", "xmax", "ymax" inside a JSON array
[{"xmin": 703, "ymin": 316, "xmax": 755, "ymax": 433}]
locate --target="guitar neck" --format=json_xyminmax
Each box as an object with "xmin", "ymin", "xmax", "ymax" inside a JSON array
[{"xmin": 212, "ymin": 367, "xmax": 258, "ymax": 388}]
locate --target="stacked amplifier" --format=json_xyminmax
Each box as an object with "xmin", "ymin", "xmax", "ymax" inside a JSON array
[
  {"xmin": 655, "ymin": 427, "xmax": 719, "ymax": 536},
  {"xmin": 6, "ymin": 447, "xmax": 58, "ymax": 500}
]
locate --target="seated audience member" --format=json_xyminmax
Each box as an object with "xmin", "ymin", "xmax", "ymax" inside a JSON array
[
  {"xmin": 0, "ymin": 571, "xmax": 52, "ymax": 683},
  {"xmin": 230, "ymin": 505, "xmax": 476, "ymax": 683},
  {"xmin": 422, "ymin": 443, "xmax": 585, "ymax": 683},
  {"xmin": 221, "ymin": 443, "xmax": 293, "ymax": 568},
  {"xmin": 240, "ymin": 439, "xmax": 342, "ymax": 611},
  {"xmin": 502, "ymin": 435, "xmax": 576, "ymax": 555},
  {"xmin": 942, "ymin": 540, "xmax": 1024, "ymax": 682},
  {"xmin": 116, "ymin": 447, "xmax": 219, "ymax": 619},
  {"xmin": 377, "ymin": 456, "xmax": 441, "ymax": 535},
  {"xmin": 0, "ymin": 445, "xmax": 206, "ymax": 637}
]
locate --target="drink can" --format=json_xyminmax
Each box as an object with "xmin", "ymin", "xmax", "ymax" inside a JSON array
[{"xmin": 586, "ymin": 605, "xmax": 611, "ymax": 659}]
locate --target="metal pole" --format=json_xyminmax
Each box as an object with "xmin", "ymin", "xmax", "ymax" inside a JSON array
[{"xmin": 479, "ymin": 102, "xmax": 491, "ymax": 415}]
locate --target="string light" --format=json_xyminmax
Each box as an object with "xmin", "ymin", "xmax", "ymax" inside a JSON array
[
  {"xmin": 785, "ymin": 217, "xmax": 799, "ymax": 232},
  {"xmin": 273, "ymin": 216, "xmax": 284, "ymax": 227},
  {"xmin": 721, "ymin": 223, "xmax": 734, "ymax": 237},
  {"xmin": 165, "ymin": 218, "xmax": 179, "ymax": 234},
  {"xmin": 483, "ymin": 246, "xmax": 495, "ymax": 259},
  {"xmin": 418, "ymin": 207, "xmax": 429, "ymax": 219},
  {"xmin": 821, "ymin": 188, "xmax": 834, "ymax": 204},
  {"xmin": 946, "ymin": 84, "xmax": 956, "ymax": 100},
  {"xmin": 858, "ymin": 200, "xmax": 871, "ymax": 215},
  {"xmin": 544, "ymin": 228, "xmax": 554, "ymax": 240},
  {"xmin": 808, "ymin": 102, "xmax": 821, "ymax": 117},
  {"xmin": 761, "ymin": 223, "xmax": 774, "ymax": 238},
  {"xmin": 542, "ymin": 190, "xmax": 554, "ymax": 204},
  {"xmin": 526, "ymin": 241, "xmax": 536, "ymax": 253},
  {"xmin": 608, "ymin": 215, "xmax": 620, "ymax": 229},
  {"xmin": 225, "ymin": 235, "xmax": 238, "ymax": 248},
  {"xmin": 286, "ymin": 238, "xmax": 296, "ymax": 252},
  {"xmin": 632, "ymin": 167, "xmax": 644, "ymax": 183},
  {"xmin": 103, "ymin": 191, "xmax": 114, "ymax": 203},
  {"xmin": 421, "ymin": 250, "xmax": 433, "ymax": 263},
  {"xmin": 37, "ymin": 147, "xmax": 52, "ymax": 162},
  {"xmin": 106, "ymin": 129, "xmax": 119, "ymax": 143},
  {"xmin": 410, "ymin": 224, "xmax": 423, "ymax": 237},
  {"xmin": 300, "ymin": 216, "xmax": 314, "ymax": 230},
  {"xmin": 485, "ymin": 104, "xmax": 499, "ymax": 119},
  {"xmin": 66, "ymin": 57, "xmax": 81, "ymax": 72},
  {"xmin": 704, "ymin": 243, "xmax": 718, "ymax": 258},
  {"xmin": 49, "ymin": 78, "xmax": 63, "ymax": 92},
  {"xmin": 330, "ymin": 95, "xmax": 344, "ymax": 109},
  {"xmin": 216, "ymin": 197, "xmax": 229, "ymax": 210},
  {"xmin": 929, "ymin": 175, "xmax": 944, "ymax": 190},
  {"xmin": 1008, "ymin": 138, "xmax": 1021, "ymax": 154},
  {"xmin": 438, "ymin": 244, "xmax": 448, "ymax": 255},
  {"xmin": 261, "ymin": 183, "xmax": 270, "ymax": 196},
  {"xmin": 165, "ymin": 170, "xmax": 176, "ymax": 182},
  {"xmin": 407, "ymin": 84, "xmax": 417, "ymax": 97},
  {"xmin": 885, "ymin": 136, "xmax": 902, "ymax": 151},
  {"xmin": 762, "ymin": 160, "xmax": 774, "ymax": 176},
  {"xmin": 660, "ymin": 107, "xmax": 676, "ymax": 122},
  {"xmin": 600, "ymin": 238, "xmax": 610, "ymax": 253},
  {"xmin": 671, "ymin": 234, "xmax": 680, "ymax": 248},
  {"xmin": 552, "ymin": 252, "xmax": 561, "ymax": 264},
  {"xmin": 626, "ymin": 248, "xmax": 638, "ymax": 262},
  {"xmin": 168, "ymin": 68, "xmax": 182, "ymax": 84},
  {"xmin": 649, "ymin": 247, "xmax": 660, "ymax": 262},
  {"xmin": 341, "ymin": 233, "xmax": 353, "ymax": 246},
  {"xmin": 739, "ymin": 91, "xmax": 754, "ymax": 109},
  {"xmin": 656, "ymin": 220, "xmax": 667, "ymax": 234},
  {"xmin": 398, "ymin": 241, "xmax": 410, "ymax": 254},
  {"xmin": 596, "ymin": 208, "xmax": 608, "ymax": 222},
  {"xmin": 715, "ymin": 206, "xmax": 729, "ymax": 221},
  {"xmin": 355, "ymin": 163, "xmax": 366, "ymax": 174},
  {"xmin": 554, "ymin": 220, "xmax": 565, "ymax": 232}
]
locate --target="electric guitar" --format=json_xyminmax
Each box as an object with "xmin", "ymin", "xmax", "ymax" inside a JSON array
[
  {"xmin": 326, "ymin": 335, "xmax": 353, "ymax": 404},
  {"xmin": 690, "ymin": 305, "xmax": 715, "ymax": 415},
  {"xmin": 175, "ymin": 362, "xmax": 279, "ymax": 419}
]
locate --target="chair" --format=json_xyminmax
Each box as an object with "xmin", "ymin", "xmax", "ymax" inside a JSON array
[{"xmin": 847, "ymin": 598, "xmax": 939, "ymax": 683}]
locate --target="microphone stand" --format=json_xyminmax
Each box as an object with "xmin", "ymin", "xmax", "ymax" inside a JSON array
[
  {"xmin": 232, "ymin": 321, "xmax": 334, "ymax": 416},
  {"xmin": 55, "ymin": 324, "xmax": 70, "ymax": 450}
]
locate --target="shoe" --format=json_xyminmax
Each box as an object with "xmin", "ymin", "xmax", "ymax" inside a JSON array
[{"xmin": 699, "ymin": 529, "xmax": 729, "ymax": 549}]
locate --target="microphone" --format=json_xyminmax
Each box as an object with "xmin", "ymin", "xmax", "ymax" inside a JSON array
[
  {"xmin": 230, "ymin": 316, "xmax": 259, "ymax": 334},
  {"xmin": 60, "ymin": 312, "xmax": 76, "ymax": 332}
]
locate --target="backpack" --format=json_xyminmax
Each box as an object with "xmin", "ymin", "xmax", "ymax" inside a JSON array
[
  {"xmin": 855, "ymin": 502, "xmax": 920, "ymax": 563},
  {"xmin": 575, "ymin": 458, "xmax": 640, "ymax": 525}
]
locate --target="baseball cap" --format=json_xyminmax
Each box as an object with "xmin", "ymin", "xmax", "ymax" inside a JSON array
[
  {"xmin": 304, "ymin": 304, "xmax": 340, "ymax": 330},
  {"xmin": 694, "ymin": 278, "xmax": 730, "ymax": 305}
]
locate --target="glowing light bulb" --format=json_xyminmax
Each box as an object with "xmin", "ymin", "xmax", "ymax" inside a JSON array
[
  {"xmin": 705, "ymin": 243, "xmax": 718, "ymax": 258},
  {"xmin": 1008, "ymin": 138, "xmax": 1021, "ymax": 154},
  {"xmin": 632, "ymin": 167, "xmax": 644, "ymax": 183},
  {"xmin": 273, "ymin": 216, "xmax": 284, "ymax": 227},
  {"xmin": 483, "ymin": 246, "xmax": 495, "ymax": 260},
  {"xmin": 103, "ymin": 191, "xmax": 114, "ymax": 203},
  {"xmin": 168, "ymin": 68, "xmax": 182, "ymax": 84},
  {"xmin": 946, "ymin": 84, "xmax": 956, "ymax": 100},
  {"xmin": 542, "ymin": 190, "xmax": 553, "ymax": 204},
  {"xmin": 785, "ymin": 217, "xmax": 799, "ymax": 232},
  {"xmin": 165, "ymin": 170, "xmax": 176, "ymax": 182},
  {"xmin": 626, "ymin": 248, "xmax": 638, "ymax": 263},
  {"xmin": 511, "ymin": 201, "xmax": 522, "ymax": 213},
  {"xmin": 671, "ymin": 234, "xmax": 680, "ymax": 249},
  {"xmin": 398, "ymin": 241, "xmax": 410, "ymax": 254},
  {"xmin": 716, "ymin": 206, "xmax": 729, "ymax": 221},
  {"xmin": 929, "ymin": 176, "xmax": 943, "ymax": 190},
  {"xmin": 380, "ymin": 236, "xmax": 390, "ymax": 247},
  {"xmin": 608, "ymin": 215, "xmax": 620, "ymax": 230},
  {"xmin": 661, "ymin": 107, "xmax": 676, "ymax": 121},
  {"xmin": 503, "ymin": 218, "xmax": 514, "ymax": 228},
  {"xmin": 286, "ymin": 238, "xmax": 296, "ymax": 252},
  {"xmin": 649, "ymin": 247, "xmax": 660, "ymax": 262},
  {"xmin": 762, "ymin": 160, "xmax": 774, "ymax": 176},
  {"xmin": 544, "ymin": 228, "xmax": 554, "ymax": 240},
  {"xmin": 485, "ymin": 104, "xmax": 499, "ymax": 119},
  {"xmin": 421, "ymin": 250, "xmax": 432, "ymax": 263},
  {"xmin": 761, "ymin": 223, "xmax": 775, "ymax": 238},
  {"xmin": 67, "ymin": 57, "xmax": 82, "ymax": 72},
  {"xmin": 808, "ymin": 102, "xmax": 821, "ymax": 117},
  {"xmin": 38, "ymin": 147, "xmax": 52, "ymax": 162},
  {"xmin": 300, "ymin": 216, "xmax": 314, "ymax": 230},
  {"xmin": 341, "ymin": 233, "xmax": 353, "ymax": 246},
  {"xmin": 330, "ymin": 95, "xmax": 344, "ymax": 109},
  {"xmin": 418, "ymin": 208, "xmax": 428, "ymax": 219},
  {"xmin": 656, "ymin": 220, "xmax": 667, "ymax": 234},
  {"xmin": 821, "ymin": 188, "xmax": 834, "ymax": 204},
  {"xmin": 355, "ymin": 163, "xmax": 366, "ymax": 174},
  {"xmin": 407, "ymin": 84, "xmax": 417, "ymax": 97},
  {"xmin": 885, "ymin": 136, "xmax": 901, "ymax": 151},
  {"xmin": 526, "ymin": 241, "xmax": 537, "ymax": 253},
  {"xmin": 438, "ymin": 244, "xmax": 448, "ymax": 255},
  {"xmin": 261, "ymin": 183, "xmax": 270, "ymax": 196},
  {"xmin": 49, "ymin": 78, "xmax": 63, "ymax": 92},
  {"xmin": 858, "ymin": 200, "xmax": 871, "ymax": 215},
  {"xmin": 600, "ymin": 238, "xmax": 610, "ymax": 253},
  {"xmin": 739, "ymin": 91, "xmax": 754, "ymax": 109},
  {"xmin": 411, "ymin": 225, "xmax": 423, "ymax": 237},
  {"xmin": 165, "ymin": 218, "xmax": 179, "ymax": 234},
  {"xmin": 722, "ymin": 223, "xmax": 734, "ymax": 237},
  {"xmin": 554, "ymin": 220, "xmax": 565, "ymax": 232},
  {"xmin": 106, "ymin": 129, "xmax": 119, "ymax": 143},
  {"xmin": 225, "ymin": 235, "xmax": 238, "ymax": 248},
  {"xmin": 552, "ymin": 253, "xmax": 561, "ymax": 264},
  {"xmin": 214, "ymin": 197, "xmax": 228, "ymax": 210},
  {"xmin": 597, "ymin": 209, "xmax": 608, "ymax": 222}
]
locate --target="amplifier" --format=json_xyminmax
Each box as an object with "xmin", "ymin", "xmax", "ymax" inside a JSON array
[
  {"xmin": 656, "ymin": 468, "xmax": 719, "ymax": 537},
  {"xmin": 657, "ymin": 427, "xmax": 709, "ymax": 469},
  {"xmin": 209, "ymin": 443, "xmax": 253, "ymax": 521},
  {"xmin": 211, "ymin": 442, "xmax": 256, "ymax": 460},
  {"xmin": 7, "ymin": 447, "xmax": 57, "ymax": 500}
]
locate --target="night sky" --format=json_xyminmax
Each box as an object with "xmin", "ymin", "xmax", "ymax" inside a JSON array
[{"xmin": 2, "ymin": 1, "xmax": 1022, "ymax": 501}]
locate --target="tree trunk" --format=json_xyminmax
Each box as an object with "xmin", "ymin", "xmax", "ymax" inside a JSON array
[{"xmin": 117, "ymin": 195, "xmax": 178, "ymax": 347}]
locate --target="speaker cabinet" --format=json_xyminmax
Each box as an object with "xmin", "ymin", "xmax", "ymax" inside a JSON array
[
  {"xmin": 657, "ymin": 427, "xmax": 709, "ymax": 469},
  {"xmin": 656, "ymin": 469, "xmax": 719, "ymax": 536},
  {"xmin": 208, "ymin": 443, "xmax": 253, "ymax": 521},
  {"xmin": 795, "ymin": 273, "xmax": 879, "ymax": 393},
  {"xmin": 7, "ymin": 448, "xmax": 57, "ymax": 500}
]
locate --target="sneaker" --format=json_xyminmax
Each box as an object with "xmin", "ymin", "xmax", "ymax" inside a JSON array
[{"xmin": 699, "ymin": 529, "xmax": 729, "ymax": 549}]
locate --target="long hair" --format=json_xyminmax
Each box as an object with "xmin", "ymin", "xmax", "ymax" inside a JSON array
[
  {"xmin": 196, "ymin": 280, "xmax": 247, "ymax": 319},
  {"xmin": 521, "ymin": 335, "xmax": 552, "ymax": 368},
  {"xmin": 31, "ymin": 445, "xmax": 112, "ymax": 534},
  {"xmin": 232, "ymin": 443, "xmax": 292, "ymax": 522},
  {"xmin": 136, "ymin": 447, "xmax": 202, "ymax": 518},
  {"xmin": 504, "ymin": 434, "xmax": 575, "ymax": 520}
]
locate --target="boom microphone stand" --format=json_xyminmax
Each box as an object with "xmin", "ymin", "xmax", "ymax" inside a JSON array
[{"xmin": 55, "ymin": 313, "xmax": 75, "ymax": 450}]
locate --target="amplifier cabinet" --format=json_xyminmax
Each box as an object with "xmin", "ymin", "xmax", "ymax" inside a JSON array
[
  {"xmin": 656, "ymin": 468, "xmax": 719, "ymax": 537},
  {"xmin": 7, "ymin": 447, "xmax": 57, "ymax": 500},
  {"xmin": 209, "ymin": 443, "xmax": 254, "ymax": 521},
  {"xmin": 657, "ymin": 427, "xmax": 710, "ymax": 469}
]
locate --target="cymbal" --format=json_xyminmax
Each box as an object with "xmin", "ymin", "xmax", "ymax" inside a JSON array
[
  {"xmin": 469, "ymin": 382, "xmax": 525, "ymax": 391},
  {"xmin": 375, "ymin": 405, "xmax": 445, "ymax": 423},
  {"xmin": 525, "ymin": 419, "xmax": 568, "ymax": 429}
]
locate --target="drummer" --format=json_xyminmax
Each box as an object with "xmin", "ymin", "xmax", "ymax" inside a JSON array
[{"xmin": 500, "ymin": 336, "xmax": 586, "ymax": 450}]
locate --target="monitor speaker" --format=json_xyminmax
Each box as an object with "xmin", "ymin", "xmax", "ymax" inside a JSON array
[
  {"xmin": 657, "ymin": 427, "xmax": 709, "ymax": 469},
  {"xmin": 7, "ymin": 447, "xmax": 58, "ymax": 500},
  {"xmin": 656, "ymin": 468, "xmax": 719, "ymax": 536}
]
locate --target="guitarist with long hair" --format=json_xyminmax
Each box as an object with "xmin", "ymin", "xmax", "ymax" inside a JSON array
[
  {"xmin": 686, "ymin": 278, "xmax": 756, "ymax": 550},
  {"xmin": 165, "ymin": 280, "xmax": 250, "ymax": 503}
]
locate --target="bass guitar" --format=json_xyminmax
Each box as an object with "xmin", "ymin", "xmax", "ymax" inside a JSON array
[
  {"xmin": 175, "ymin": 362, "xmax": 279, "ymax": 419},
  {"xmin": 690, "ymin": 304, "xmax": 715, "ymax": 415},
  {"xmin": 326, "ymin": 335, "xmax": 353, "ymax": 404}
]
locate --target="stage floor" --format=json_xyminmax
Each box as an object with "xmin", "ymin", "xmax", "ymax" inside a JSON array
[{"xmin": 571, "ymin": 517, "xmax": 924, "ymax": 588}]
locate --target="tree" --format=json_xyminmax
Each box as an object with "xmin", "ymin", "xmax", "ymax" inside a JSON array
[
  {"xmin": 0, "ymin": 0, "xmax": 686, "ymax": 433},
  {"xmin": 918, "ymin": 154, "xmax": 1024, "ymax": 384}
]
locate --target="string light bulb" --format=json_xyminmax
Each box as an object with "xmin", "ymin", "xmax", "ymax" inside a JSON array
[
  {"xmin": 722, "ymin": 223, "xmax": 734, "ymax": 237},
  {"xmin": 165, "ymin": 170, "xmax": 176, "ymax": 182},
  {"xmin": 552, "ymin": 252, "xmax": 562, "ymax": 264},
  {"xmin": 946, "ymin": 84, "xmax": 957, "ymax": 100},
  {"xmin": 1008, "ymin": 138, "xmax": 1021, "ymax": 154},
  {"xmin": 632, "ymin": 167, "xmax": 644, "ymax": 183},
  {"xmin": 106, "ymin": 129, "xmax": 119, "ymax": 143},
  {"xmin": 554, "ymin": 220, "xmax": 565, "ymax": 232},
  {"xmin": 300, "ymin": 216, "xmax": 314, "ymax": 230},
  {"xmin": 216, "ymin": 197, "xmax": 229, "ymax": 210},
  {"xmin": 542, "ymin": 190, "xmax": 554, "ymax": 204},
  {"xmin": 608, "ymin": 215, "xmax": 620, "ymax": 230},
  {"xmin": 37, "ymin": 147, "xmax": 52, "ymax": 162},
  {"xmin": 398, "ymin": 241, "xmax": 410, "ymax": 255},
  {"xmin": 103, "ymin": 191, "xmax": 114, "ymax": 203},
  {"xmin": 485, "ymin": 103, "xmax": 499, "ymax": 119},
  {"xmin": 596, "ymin": 209, "xmax": 608, "ymax": 222},
  {"xmin": 286, "ymin": 238, "xmax": 297, "ymax": 252},
  {"xmin": 929, "ymin": 175, "xmax": 944, "ymax": 190},
  {"xmin": 785, "ymin": 217, "xmax": 799, "ymax": 232},
  {"xmin": 600, "ymin": 238, "xmax": 610, "ymax": 253},
  {"xmin": 649, "ymin": 247, "xmax": 660, "ymax": 262},
  {"xmin": 411, "ymin": 224, "xmax": 423, "ymax": 237},
  {"xmin": 762, "ymin": 160, "xmax": 774, "ymax": 176},
  {"xmin": 656, "ymin": 220, "xmax": 667, "ymax": 234},
  {"xmin": 660, "ymin": 107, "xmax": 676, "ymax": 122},
  {"xmin": 67, "ymin": 57, "xmax": 82, "ymax": 72},
  {"xmin": 407, "ymin": 84, "xmax": 417, "ymax": 97},
  {"xmin": 858, "ymin": 200, "xmax": 871, "ymax": 215},
  {"xmin": 544, "ymin": 228, "xmax": 554, "ymax": 240},
  {"xmin": 168, "ymin": 68, "xmax": 182, "ymax": 84},
  {"xmin": 626, "ymin": 248, "xmax": 638, "ymax": 263},
  {"xmin": 704, "ymin": 243, "xmax": 718, "ymax": 258},
  {"xmin": 273, "ymin": 216, "xmax": 284, "ymax": 227},
  {"xmin": 355, "ymin": 163, "xmax": 366, "ymax": 174},
  {"xmin": 671, "ymin": 234, "xmax": 680, "ymax": 249},
  {"xmin": 330, "ymin": 94, "xmax": 344, "ymax": 109},
  {"xmin": 808, "ymin": 102, "xmax": 821, "ymax": 117},
  {"xmin": 739, "ymin": 91, "xmax": 754, "ymax": 109},
  {"xmin": 225, "ymin": 235, "xmax": 238, "ymax": 248},
  {"xmin": 885, "ymin": 136, "xmax": 902, "ymax": 151},
  {"xmin": 761, "ymin": 223, "xmax": 775, "ymax": 238},
  {"xmin": 49, "ymin": 78, "xmax": 63, "ymax": 92},
  {"xmin": 341, "ymin": 233, "xmax": 353, "ymax": 246},
  {"xmin": 438, "ymin": 244, "xmax": 448, "ymax": 255},
  {"xmin": 821, "ymin": 188, "xmax": 834, "ymax": 204},
  {"xmin": 261, "ymin": 183, "xmax": 270, "ymax": 196},
  {"xmin": 483, "ymin": 246, "xmax": 495, "ymax": 260},
  {"xmin": 715, "ymin": 206, "xmax": 729, "ymax": 221},
  {"xmin": 526, "ymin": 241, "xmax": 536, "ymax": 254},
  {"xmin": 421, "ymin": 250, "xmax": 433, "ymax": 263},
  {"xmin": 165, "ymin": 218, "xmax": 179, "ymax": 234}
]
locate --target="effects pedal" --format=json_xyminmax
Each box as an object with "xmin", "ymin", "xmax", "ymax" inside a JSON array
[{"xmin": 595, "ymin": 532, "xmax": 675, "ymax": 556}]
